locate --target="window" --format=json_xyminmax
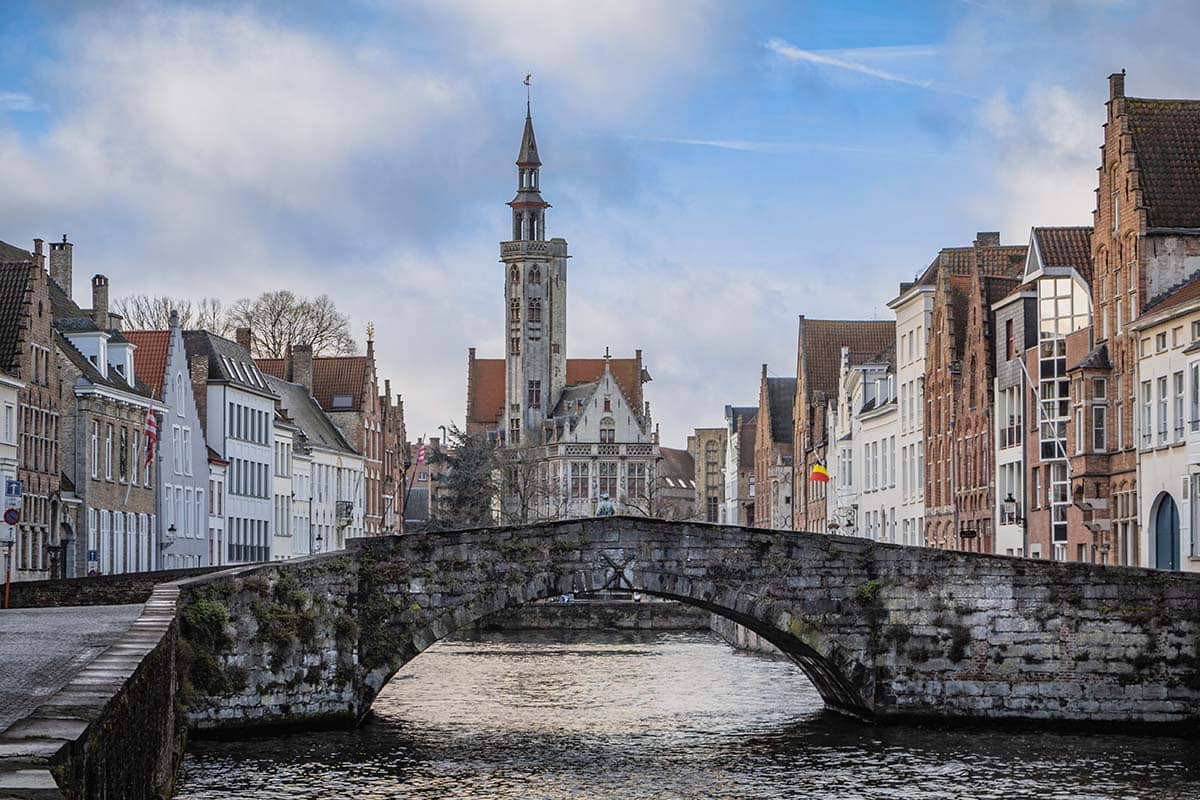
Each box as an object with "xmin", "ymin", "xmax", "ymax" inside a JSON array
[
  {"xmin": 706, "ymin": 496, "xmax": 719, "ymax": 522},
  {"xmin": 1193, "ymin": 320, "xmax": 1200, "ymax": 341},
  {"xmin": 629, "ymin": 462, "xmax": 647, "ymax": 498},
  {"xmin": 600, "ymin": 417, "xmax": 615, "ymax": 443},
  {"xmin": 1141, "ymin": 381, "xmax": 1153, "ymax": 447},
  {"xmin": 91, "ymin": 422, "xmax": 99, "ymax": 479},
  {"xmin": 1075, "ymin": 406, "xmax": 1084, "ymax": 454},
  {"xmin": 131, "ymin": 431, "xmax": 140, "ymax": 485},
  {"xmin": 175, "ymin": 373, "xmax": 185, "ymax": 415},
  {"xmin": 598, "ymin": 462, "xmax": 617, "ymax": 498},
  {"xmin": 510, "ymin": 337, "xmax": 520, "ymax": 355},
  {"xmin": 119, "ymin": 428, "xmax": 128, "ymax": 482},
  {"xmin": 1156, "ymin": 332, "xmax": 1168, "ymax": 352},
  {"xmin": 570, "ymin": 462, "xmax": 589, "ymax": 499},
  {"xmin": 1032, "ymin": 467, "xmax": 1041, "ymax": 509},
  {"xmin": 1092, "ymin": 404, "xmax": 1107, "ymax": 452},
  {"xmin": 528, "ymin": 297, "xmax": 542, "ymax": 323},
  {"xmin": 510, "ymin": 297, "xmax": 520, "ymax": 323},
  {"xmin": 1005, "ymin": 319, "xmax": 1014, "ymax": 360},
  {"xmin": 1192, "ymin": 363, "xmax": 1200, "ymax": 432},
  {"xmin": 1175, "ymin": 371, "xmax": 1185, "ymax": 440},
  {"xmin": 172, "ymin": 425, "xmax": 181, "ymax": 474},
  {"xmin": 509, "ymin": 417, "xmax": 520, "ymax": 443},
  {"xmin": 529, "ymin": 265, "xmax": 541, "ymax": 284},
  {"xmin": 1158, "ymin": 376, "xmax": 1169, "ymax": 443},
  {"xmin": 527, "ymin": 380, "xmax": 541, "ymax": 409},
  {"xmin": 105, "ymin": 424, "xmax": 113, "ymax": 479}
]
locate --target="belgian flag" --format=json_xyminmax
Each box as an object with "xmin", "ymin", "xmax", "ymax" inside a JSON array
[{"xmin": 809, "ymin": 461, "xmax": 829, "ymax": 483}]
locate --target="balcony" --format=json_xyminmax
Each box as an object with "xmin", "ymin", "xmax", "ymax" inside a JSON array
[
  {"xmin": 500, "ymin": 239, "xmax": 568, "ymax": 260},
  {"xmin": 543, "ymin": 442, "xmax": 657, "ymax": 459}
]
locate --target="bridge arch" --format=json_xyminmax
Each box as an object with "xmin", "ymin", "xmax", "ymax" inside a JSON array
[{"xmin": 356, "ymin": 552, "xmax": 875, "ymax": 719}]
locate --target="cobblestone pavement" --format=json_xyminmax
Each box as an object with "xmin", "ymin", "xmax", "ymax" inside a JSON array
[{"xmin": 0, "ymin": 604, "xmax": 143, "ymax": 733}]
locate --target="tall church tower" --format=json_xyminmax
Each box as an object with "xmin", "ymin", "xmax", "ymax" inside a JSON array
[{"xmin": 501, "ymin": 100, "xmax": 568, "ymax": 445}]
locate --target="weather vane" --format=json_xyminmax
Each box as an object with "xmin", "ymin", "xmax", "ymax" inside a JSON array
[{"xmin": 524, "ymin": 73, "xmax": 532, "ymax": 107}]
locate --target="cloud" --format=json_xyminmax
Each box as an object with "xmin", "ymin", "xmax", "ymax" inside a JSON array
[
  {"xmin": 767, "ymin": 38, "xmax": 935, "ymax": 90},
  {"xmin": 629, "ymin": 135, "xmax": 899, "ymax": 157},
  {"xmin": 0, "ymin": 92, "xmax": 40, "ymax": 112}
]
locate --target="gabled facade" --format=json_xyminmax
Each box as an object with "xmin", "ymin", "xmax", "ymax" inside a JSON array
[
  {"xmin": 183, "ymin": 329, "xmax": 277, "ymax": 564},
  {"xmin": 722, "ymin": 405, "xmax": 757, "ymax": 526},
  {"xmin": 463, "ymin": 101, "xmax": 659, "ymax": 522},
  {"xmin": 923, "ymin": 233, "xmax": 1026, "ymax": 553},
  {"xmin": 755, "ymin": 365, "xmax": 795, "ymax": 530},
  {"xmin": 126, "ymin": 311, "xmax": 211, "ymax": 569},
  {"xmin": 0, "ymin": 240, "xmax": 61, "ymax": 581},
  {"xmin": 792, "ymin": 316, "xmax": 894, "ymax": 533}
]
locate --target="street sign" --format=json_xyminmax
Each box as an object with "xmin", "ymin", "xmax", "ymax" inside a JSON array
[
  {"xmin": 3, "ymin": 509, "xmax": 19, "ymax": 526},
  {"xmin": 5, "ymin": 479, "xmax": 22, "ymax": 498}
]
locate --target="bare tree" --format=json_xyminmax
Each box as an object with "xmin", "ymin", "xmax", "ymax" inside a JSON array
[
  {"xmin": 620, "ymin": 462, "xmax": 695, "ymax": 521},
  {"xmin": 112, "ymin": 294, "xmax": 229, "ymax": 335},
  {"xmin": 498, "ymin": 445, "xmax": 561, "ymax": 524},
  {"xmin": 227, "ymin": 291, "xmax": 356, "ymax": 358}
]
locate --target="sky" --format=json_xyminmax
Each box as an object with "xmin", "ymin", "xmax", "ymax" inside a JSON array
[{"xmin": 2, "ymin": 0, "xmax": 1200, "ymax": 448}]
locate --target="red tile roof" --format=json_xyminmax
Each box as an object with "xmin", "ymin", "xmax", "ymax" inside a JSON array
[
  {"xmin": 257, "ymin": 355, "xmax": 371, "ymax": 411},
  {"xmin": 1125, "ymin": 97, "xmax": 1200, "ymax": 229},
  {"xmin": 799, "ymin": 319, "xmax": 895, "ymax": 400},
  {"xmin": 124, "ymin": 330, "xmax": 171, "ymax": 399},
  {"xmin": 466, "ymin": 355, "xmax": 645, "ymax": 427},
  {"xmin": 1033, "ymin": 226, "xmax": 1093, "ymax": 285}
]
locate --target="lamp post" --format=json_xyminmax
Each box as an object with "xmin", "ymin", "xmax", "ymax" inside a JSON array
[{"xmin": 315, "ymin": 530, "xmax": 324, "ymax": 554}]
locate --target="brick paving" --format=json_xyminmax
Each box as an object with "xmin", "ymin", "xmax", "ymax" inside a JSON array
[{"xmin": 0, "ymin": 604, "xmax": 142, "ymax": 733}]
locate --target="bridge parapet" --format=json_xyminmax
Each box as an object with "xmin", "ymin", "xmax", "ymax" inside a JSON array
[{"xmin": 172, "ymin": 517, "xmax": 1200, "ymax": 735}]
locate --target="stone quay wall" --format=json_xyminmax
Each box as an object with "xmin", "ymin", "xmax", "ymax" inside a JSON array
[
  {"xmin": 176, "ymin": 517, "xmax": 1200, "ymax": 734},
  {"xmin": 0, "ymin": 585, "xmax": 182, "ymax": 800},
  {"xmin": 7, "ymin": 566, "xmax": 222, "ymax": 608}
]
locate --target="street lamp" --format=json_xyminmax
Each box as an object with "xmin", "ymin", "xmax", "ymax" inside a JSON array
[
  {"xmin": 1001, "ymin": 493, "xmax": 1023, "ymax": 524},
  {"xmin": 315, "ymin": 530, "xmax": 324, "ymax": 554}
]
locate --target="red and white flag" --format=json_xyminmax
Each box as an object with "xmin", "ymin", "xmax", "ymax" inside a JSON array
[
  {"xmin": 416, "ymin": 440, "xmax": 426, "ymax": 466},
  {"xmin": 144, "ymin": 409, "xmax": 158, "ymax": 465}
]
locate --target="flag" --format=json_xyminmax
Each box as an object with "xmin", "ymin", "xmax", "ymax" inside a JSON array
[
  {"xmin": 809, "ymin": 462, "xmax": 829, "ymax": 483},
  {"xmin": 144, "ymin": 409, "xmax": 158, "ymax": 465},
  {"xmin": 416, "ymin": 440, "xmax": 426, "ymax": 467}
]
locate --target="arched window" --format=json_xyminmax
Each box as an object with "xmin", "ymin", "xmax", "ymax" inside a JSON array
[
  {"xmin": 510, "ymin": 265, "xmax": 520, "ymax": 285},
  {"xmin": 600, "ymin": 416, "xmax": 615, "ymax": 443},
  {"xmin": 528, "ymin": 297, "xmax": 541, "ymax": 323},
  {"xmin": 510, "ymin": 297, "xmax": 520, "ymax": 323},
  {"xmin": 529, "ymin": 265, "xmax": 541, "ymax": 284},
  {"xmin": 174, "ymin": 372, "xmax": 185, "ymax": 415}
]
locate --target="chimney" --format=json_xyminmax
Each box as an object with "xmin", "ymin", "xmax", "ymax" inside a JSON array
[
  {"xmin": 1109, "ymin": 70, "xmax": 1125, "ymax": 100},
  {"xmin": 91, "ymin": 274, "xmax": 109, "ymax": 330},
  {"xmin": 292, "ymin": 343, "xmax": 313, "ymax": 390},
  {"xmin": 235, "ymin": 327, "xmax": 252, "ymax": 354},
  {"xmin": 32, "ymin": 238, "xmax": 44, "ymax": 270},
  {"xmin": 974, "ymin": 231, "xmax": 1000, "ymax": 248},
  {"xmin": 384, "ymin": 379, "xmax": 391, "ymax": 403},
  {"xmin": 49, "ymin": 235, "xmax": 72, "ymax": 296},
  {"xmin": 190, "ymin": 352, "xmax": 209, "ymax": 432}
]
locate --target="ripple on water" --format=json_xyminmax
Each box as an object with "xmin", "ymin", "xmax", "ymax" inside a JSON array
[{"xmin": 176, "ymin": 630, "xmax": 1200, "ymax": 800}]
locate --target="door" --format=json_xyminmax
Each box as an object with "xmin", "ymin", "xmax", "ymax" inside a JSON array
[{"xmin": 1154, "ymin": 493, "xmax": 1180, "ymax": 570}]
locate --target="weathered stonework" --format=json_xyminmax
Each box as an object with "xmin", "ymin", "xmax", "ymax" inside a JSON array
[{"xmin": 178, "ymin": 517, "xmax": 1200, "ymax": 733}]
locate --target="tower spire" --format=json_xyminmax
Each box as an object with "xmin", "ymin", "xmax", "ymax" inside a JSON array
[{"xmin": 509, "ymin": 79, "xmax": 549, "ymax": 242}]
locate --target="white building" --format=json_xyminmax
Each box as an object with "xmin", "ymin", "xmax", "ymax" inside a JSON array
[
  {"xmin": 265, "ymin": 373, "xmax": 364, "ymax": 553},
  {"xmin": 183, "ymin": 330, "xmax": 276, "ymax": 563},
  {"xmin": 207, "ymin": 452, "xmax": 227, "ymax": 567},
  {"xmin": 1132, "ymin": 277, "xmax": 1200, "ymax": 572},
  {"xmin": 826, "ymin": 345, "xmax": 899, "ymax": 541},
  {"xmin": 0, "ymin": 373, "xmax": 22, "ymax": 563},
  {"xmin": 272, "ymin": 415, "xmax": 298, "ymax": 559},
  {"xmin": 722, "ymin": 405, "xmax": 757, "ymax": 526},
  {"xmin": 887, "ymin": 274, "xmax": 933, "ymax": 546},
  {"xmin": 127, "ymin": 311, "xmax": 211, "ymax": 569}
]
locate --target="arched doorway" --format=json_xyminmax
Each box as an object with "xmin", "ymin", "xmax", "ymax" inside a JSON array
[{"xmin": 1153, "ymin": 493, "xmax": 1180, "ymax": 570}]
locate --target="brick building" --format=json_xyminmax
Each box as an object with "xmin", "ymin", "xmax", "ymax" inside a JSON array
[
  {"xmin": 792, "ymin": 317, "xmax": 894, "ymax": 533},
  {"xmin": 0, "ymin": 240, "xmax": 63, "ymax": 581},
  {"xmin": 923, "ymin": 233, "xmax": 1026, "ymax": 553},
  {"xmin": 1072, "ymin": 72, "xmax": 1200, "ymax": 567},
  {"xmin": 257, "ymin": 330, "xmax": 400, "ymax": 536},
  {"xmin": 754, "ymin": 365, "xmax": 795, "ymax": 529}
]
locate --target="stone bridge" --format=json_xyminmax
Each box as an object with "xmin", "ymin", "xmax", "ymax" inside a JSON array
[{"xmin": 179, "ymin": 517, "xmax": 1200, "ymax": 734}]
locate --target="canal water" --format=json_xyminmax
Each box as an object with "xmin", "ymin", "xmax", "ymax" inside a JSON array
[{"xmin": 176, "ymin": 630, "xmax": 1200, "ymax": 799}]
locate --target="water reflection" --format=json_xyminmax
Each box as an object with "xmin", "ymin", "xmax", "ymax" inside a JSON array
[{"xmin": 177, "ymin": 630, "xmax": 1200, "ymax": 800}]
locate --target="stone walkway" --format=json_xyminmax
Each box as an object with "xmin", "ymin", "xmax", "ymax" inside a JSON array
[{"xmin": 0, "ymin": 604, "xmax": 143, "ymax": 733}]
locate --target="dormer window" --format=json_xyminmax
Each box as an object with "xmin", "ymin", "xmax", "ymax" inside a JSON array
[{"xmin": 332, "ymin": 395, "xmax": 353, "ymax": 410}]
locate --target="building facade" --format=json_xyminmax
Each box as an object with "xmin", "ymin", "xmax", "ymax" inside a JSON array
[
  {"xmin": 184, "ymin": 329, "xmax": 276, "ymax": 564},
  {"xmin": 793, "ymin": 317, "xmax": 894, "ymax": 534},
  {"xmin": 126, "ymin": 311, "xmax": 211, "ymax": 569},
  {"xmin": 463, "ymin": 102, "xmax": 659, "ymax": 521},
  {"xmin": 991, "ymin": 283, "xmax": 1037, "ymax": 557},
  {"xmin": 689, "ymin": 427, "xmax": 727, "ymax": 523},
  {"xmin": 755, "ymin": 365, "xmax": 795, "ymax": 530},
  {"xmin": 888, "ymin": 274, "xmax": 935, "ymax": 547},
  {"xmin": 722, "ymin": 405, "xmax": 757, "ymax": 526}
]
